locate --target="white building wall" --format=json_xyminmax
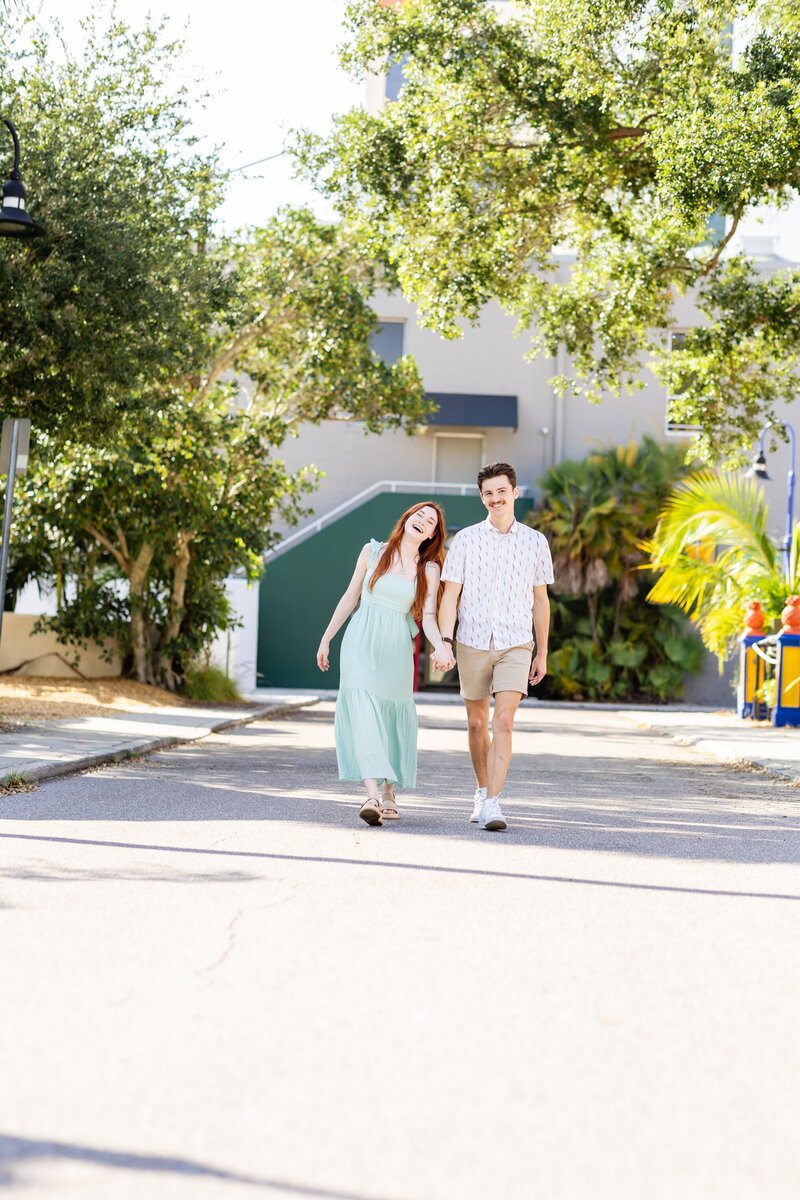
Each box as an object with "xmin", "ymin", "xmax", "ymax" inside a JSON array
[
  {"xmin": 277, "ymin": 292, "xmax": 558, "ymax": 525},
  {"xmin": 207, "ymin": 577, "xmax": 260, "ymax": 694},
  {"xmin": 276, "ymin": 270, "xmax": 800, "ymax": 549},
  {"xmin": 14, "ymin": 576, "xmax": 260, "ymax": 692}
]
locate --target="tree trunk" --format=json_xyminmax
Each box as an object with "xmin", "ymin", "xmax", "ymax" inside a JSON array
[
  {"xmin": 129, "ymin": 542, "xmax": 155, "ymax": 684},
  {"xmin": 157, "ymin": 532, "xmax": 194, "ymax": 691}
]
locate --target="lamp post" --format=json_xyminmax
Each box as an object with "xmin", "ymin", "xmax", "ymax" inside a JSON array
[
  {"xmin": 748, "ymin": 420, "xmax": 796, "ymax": 579},
  {"xmin": 0, "ymin": 117, "xmax": 45, "ymax": 648}
]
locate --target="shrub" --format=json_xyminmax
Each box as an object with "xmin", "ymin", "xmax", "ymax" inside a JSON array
[
  {"xmin": 530, "ymin": 437, "xmax": 704, "ymax": 702},
  {"xmin": 182, "ymin": 666, "xmax": 242, "ymax": 703},
  {"xmin": 542, "ymin": 592, "xmax": 705, "ymax": 702}
]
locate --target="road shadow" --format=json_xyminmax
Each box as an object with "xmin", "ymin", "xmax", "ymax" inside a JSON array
[
  {"xmin": 0, "ymin": 831, "xmax": 797, "ymax": 901},
  {"xmin": 0, "ymin": 1132, "xmax": 395, "ymax": 1199},
  {"xmin": 0, "ymin": 863, "xmax": 262, "ymax": 885}
]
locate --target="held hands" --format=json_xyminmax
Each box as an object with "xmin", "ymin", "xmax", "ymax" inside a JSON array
[
  {"xmin": 316, "ymin": 641, "xmax": 330, "ymax": 672},
  {"xmin": 431, "ymin": 643, "xmax": 456, "ymax": 673},
  {"xmin": 529, "ymin": 652, "xmax": 547, "ymax": 686}
]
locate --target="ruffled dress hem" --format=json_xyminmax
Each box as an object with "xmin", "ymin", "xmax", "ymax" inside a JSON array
[{"xmin": 334, "ymin": 686, "xmax": 417, "ymax": 789}]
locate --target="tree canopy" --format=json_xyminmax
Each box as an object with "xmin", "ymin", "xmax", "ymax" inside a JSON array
[
  {"xmin": 299, "ymin": 0, "xmax": 800, "ymax": 463},
  {"xmin": 2, "ymin": 8, "xmax": 428, "ymax": 689},
  {"xmin": 10, "ymin": 205, "xmax": 428, "ymax": 689},
  {"xmin": 0, "ymin": 11, "xmax": 226, "ymax": 434}
]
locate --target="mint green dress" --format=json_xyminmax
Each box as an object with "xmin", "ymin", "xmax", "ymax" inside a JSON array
[{"xmin": 334, "ymin": 539, "xmax": 418, "ymax": 788}]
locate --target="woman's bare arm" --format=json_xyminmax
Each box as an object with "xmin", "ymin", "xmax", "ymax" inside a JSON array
[
  {"xmin": 427, "ymin": 570, "xmax": 458, "ymax": 671},
  {"xmin": 421, "ymin": 562, "xmax": 452, "ymax": 665},
  {"xmin": 317, "ymin": 545, "xmax": 371, "ymax": 671}
]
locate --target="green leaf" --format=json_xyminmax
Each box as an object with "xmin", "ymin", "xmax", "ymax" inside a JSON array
[{"xmin": 608, "ymin": 640, "xmax": 647, "ymax": 668}]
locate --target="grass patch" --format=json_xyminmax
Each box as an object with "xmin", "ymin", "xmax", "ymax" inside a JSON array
[
  {"xmin": 183, "ymin": 665, "xmax": 242, "ymax": 704},
  {"xmin": 1, "ymin": 770, "xmax": 36, "ymax": 794}
]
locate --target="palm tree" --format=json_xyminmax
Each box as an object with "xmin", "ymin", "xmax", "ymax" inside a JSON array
[
  {"xmin": 537, "ymin": 437, "xmax": 688, "ymax": 641},
  {"xmin": 644, "ymin": 470, "xmax": 798, "ymax": 660}
]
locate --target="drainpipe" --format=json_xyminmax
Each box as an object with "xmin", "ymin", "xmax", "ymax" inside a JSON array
[{"xmin": 552, "ymin": 343, "xmax": 566, "ymax": 466}]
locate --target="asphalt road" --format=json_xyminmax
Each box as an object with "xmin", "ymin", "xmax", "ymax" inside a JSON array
[{"xmin": 1, "ymin": 701, "xmax": 799, "ymax": 1200}]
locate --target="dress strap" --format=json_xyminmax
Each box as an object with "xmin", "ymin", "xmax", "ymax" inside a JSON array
[{"xmin": 368, "ymin": 538, "xmax": 384, "ymax": 567}]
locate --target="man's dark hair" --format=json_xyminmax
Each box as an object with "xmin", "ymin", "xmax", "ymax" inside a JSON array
[{"xmin": 477, "ymin": 462, "xmax": 517, "ymax": 492}]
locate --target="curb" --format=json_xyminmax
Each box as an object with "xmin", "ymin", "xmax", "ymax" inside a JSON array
[
  {"xmin": 2, "ymin": 697, "xmax": 319, "ymax": 788},
  {"xmin": 618, "ymin": 712, "xmax": 800, "ymax": 787}
]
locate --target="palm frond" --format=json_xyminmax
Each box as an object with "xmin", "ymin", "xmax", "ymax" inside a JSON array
[
  {"xmin": 650, "ymin": 471, "xmax": 776, "ymax": 575},
  {"xmin": 645, "ymin": 469, "xmax": 787, "ymax": 659}
]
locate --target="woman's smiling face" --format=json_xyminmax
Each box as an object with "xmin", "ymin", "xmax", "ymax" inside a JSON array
[{"xmin": 405, "ymin": 505, "xmax": 439, "ymax": 541}]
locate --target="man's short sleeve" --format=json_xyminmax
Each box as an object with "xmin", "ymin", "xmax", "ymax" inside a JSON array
[
  {"xmin": 441, "ymin": 531, "xmax": 466, "ymax": 584},
  {"xmin": 534, "ymin": 533, "xmax": 554, "ymax": 586}
]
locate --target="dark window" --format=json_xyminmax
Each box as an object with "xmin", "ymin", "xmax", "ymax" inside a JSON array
[
  {"xmin": 666, "ymin": 331, "xmax": 700, "ymax": 436},
  {"xmin": 386, "ymin": 56, "xmax": 408, "ymax": 102},
  {"xmin": 706, "ymin": 212, "xmax": 726, "ymax": 245},
  {"xmin": 426, "ymin": 392, "xmax": 518, "ymax": 429},
  {"xmin": 371, "ymin": 321, "xmax": 405, "ymax": 366}
]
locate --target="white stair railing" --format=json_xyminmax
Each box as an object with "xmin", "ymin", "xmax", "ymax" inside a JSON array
[{"xmin": 265, "ymin": 479, "xmax": 529, "ymax": 561}]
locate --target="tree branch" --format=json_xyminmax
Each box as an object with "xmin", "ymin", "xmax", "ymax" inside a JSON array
[
  {"xmin": 192, "ymin": 248, "xmax": 340, "ymax": 406},
  {"xmin": 114, "ymin": 522, "xmax": 130, "ymax": 564},
  {"xmin": 606, "ymin": 126, "xmax": 649, "ymax": 141},
  {"xmin": 489, "ymin": 115, "xmax": 658, "ymax": 154},
  {"xmin": 194, "ymin": 304, "xmax": 286, "ymax": 405},
  {"xmin": 697, "ymin": 207, "xmax": 744, "ymax": 276},
  {"xmin": 83, "ymin": 522, "xmax": 129, "ymax": 574}
]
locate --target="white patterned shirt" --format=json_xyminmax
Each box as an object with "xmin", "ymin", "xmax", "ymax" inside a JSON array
[{"xmin": 441, "ymin": 517, "xmax": 554, "ymax": 651}]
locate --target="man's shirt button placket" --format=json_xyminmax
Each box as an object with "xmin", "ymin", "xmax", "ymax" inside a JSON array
[
  {"xmin": 495, "ymin": 534, "xmax": 510, "ymax": 648},
  {"xmin": 490, "ymin": 535, "xmax": 502, "ymax": 648}
]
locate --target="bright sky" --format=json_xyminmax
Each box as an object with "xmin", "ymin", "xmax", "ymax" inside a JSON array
[
  {"xmin": 36, "ymin": 1, "xmax": 800, "ymax": 260},
  {"xmin": 49, "ymin": 0, "xmax": 364, "ymax": 230}
]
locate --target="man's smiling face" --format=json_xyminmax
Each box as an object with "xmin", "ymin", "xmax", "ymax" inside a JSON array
[{"xmin": 479, "ymin": 475, "xmax": 519, "ymax": 519}]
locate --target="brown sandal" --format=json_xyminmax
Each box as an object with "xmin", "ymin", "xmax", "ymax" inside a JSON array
[
  {"xmin": 380, "ymin": 793, "xmax": 400, "ymax": 820},
  {"xmin": 359, "ymin": 796, "xmax": 383, "ymax": 826}
]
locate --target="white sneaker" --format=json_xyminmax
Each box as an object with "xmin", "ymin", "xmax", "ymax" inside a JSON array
[
  {"xmin": 479, "ymin": 796, "xmax": 507, "ymax": 832},
  {"xmin": 470, "ymin": 787, "xmax": 487, "ymax": 823}
]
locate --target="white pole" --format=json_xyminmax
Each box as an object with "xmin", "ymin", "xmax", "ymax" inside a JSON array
[{"xmin": 0, "ymin": 417, "xmax": 21, "ymax": 647}]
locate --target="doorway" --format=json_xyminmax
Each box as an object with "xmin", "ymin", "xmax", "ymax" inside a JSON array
[{"xmin": 433, "ymin": 433, "xmax": 484, "ymax": 485}]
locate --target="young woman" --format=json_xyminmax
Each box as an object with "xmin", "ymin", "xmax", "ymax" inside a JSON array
[{"xmin": 316, "ymin": 502, "xmax": 454, "ymax": 826}]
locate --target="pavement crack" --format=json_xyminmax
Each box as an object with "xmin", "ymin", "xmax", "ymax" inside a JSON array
[{"xmin": 198, "ymin": 908, "xmax": 242, "ymax": 975}]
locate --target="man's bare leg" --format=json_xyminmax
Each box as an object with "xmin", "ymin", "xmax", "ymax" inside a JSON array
[
  {"xmin": 464, "ymin": 697, "xmax": 491, "ymax": 790},
  {"xmin": 486, "ymin": 690, "xmax": 523, "ymax": 798}
]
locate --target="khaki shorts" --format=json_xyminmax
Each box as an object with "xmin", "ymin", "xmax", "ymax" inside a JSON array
[{"xmin": 456, "ymin": 640, "xmax": 534, "ymax": 700}]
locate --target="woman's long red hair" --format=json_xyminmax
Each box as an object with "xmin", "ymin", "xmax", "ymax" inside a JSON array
[{"xmin": 369, "ymin": 501, "xmax": 447, "ymax": 623}]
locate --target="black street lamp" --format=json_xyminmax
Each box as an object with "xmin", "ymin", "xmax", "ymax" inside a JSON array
[
  {"xmin": 0, "ymin": 119, "xmax": 45, "ymax": 239},
  {"xmin": 747, "ymin": 421, "xmax": 796, "ymax": 579},
  {"xmin": 0, "ymin": 117, "xmax": 45, "ymax": 648}
]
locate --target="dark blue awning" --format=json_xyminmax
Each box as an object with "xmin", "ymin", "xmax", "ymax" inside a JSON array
[{"xmin": 425, "ymin": 392, "xmax": 518, "ymax": 430}]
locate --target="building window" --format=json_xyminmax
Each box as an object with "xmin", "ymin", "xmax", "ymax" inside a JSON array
[
  {"xmin": 665, "ymin": 330, "xmax": 700, "ymax": 437},
  {"xmin": 370, "ymin": 320, "xmax": 405, "ymax": 366},
  {"xmin": 385, "ymin": 56, "xmax": 408, "ymax": 102},
  {"xmin": 706, "ymin": 211, "xmax": 726, "ymax": 245}
]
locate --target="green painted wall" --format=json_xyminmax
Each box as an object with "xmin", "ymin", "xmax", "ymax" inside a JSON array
[{"xmin": 257, "ymin": 490, "xmax": 532, "ymax": 689}]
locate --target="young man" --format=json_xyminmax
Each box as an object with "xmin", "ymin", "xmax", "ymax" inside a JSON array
[{"xmin": 434, "ymin": 463, "xmax": 553, "ymax": 831}]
